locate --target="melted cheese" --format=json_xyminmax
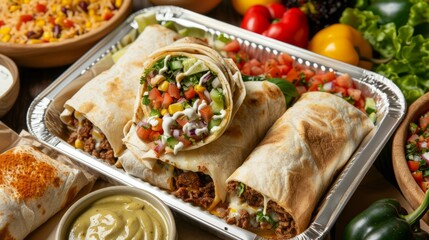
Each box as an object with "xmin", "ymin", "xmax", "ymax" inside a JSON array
[{"xmin": 227, "ymin": 195, "xmax": 258, "ymax": 219}]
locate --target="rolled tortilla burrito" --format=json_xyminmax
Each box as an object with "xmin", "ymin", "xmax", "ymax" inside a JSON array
[
  {"xmin": 224, "ymin": 91, "xmax": 375, "ymax": 239},
  {"xmin": 60, "ymin": 25, "xmax": 181, "ymax": 164},
  {"xmin": 0, "ymin": 145, "xmax": 90, "ymax": 240},
  {"xmin": 120, "ymin": 81, "xmax": 285, "ymax": 210},
  {"xmin": 126, "ymin": 42, "xmax": 246, "ymax": 157}
]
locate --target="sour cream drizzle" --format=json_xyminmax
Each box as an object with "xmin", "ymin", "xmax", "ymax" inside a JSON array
[{"xmin": 158, "ymin": 55, "xmax": 171, "ymax": 75}]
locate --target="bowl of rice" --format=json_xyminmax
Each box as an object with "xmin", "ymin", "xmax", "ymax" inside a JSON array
[{"xmin": 0, "ymin": 0, "xmax": 132, "ymax": 68}]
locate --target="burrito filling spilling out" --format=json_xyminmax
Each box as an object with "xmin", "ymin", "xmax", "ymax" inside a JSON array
[
  {"xmin": 224, "ymin": 181, "xmax": 297, "ymax": 239},
  {"xmin": 155, "ymin": 160, "xmax": 215, "ymax": 209},
  {"xmin": 137, "ymin": 55, "xmax": 226, "ymax": 155},
  {"xmin": 66, "ymin": 111, "xmax": 115, "ymax": 164}
]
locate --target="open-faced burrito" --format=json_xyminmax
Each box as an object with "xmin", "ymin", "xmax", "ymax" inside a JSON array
[
  {"xmin": 0, "ymin": 145, "xmax": 90, "ymax": 239},
  {"xmin": 224, "ymin": 91, "xmax": 375, "ymax": 239},
  {"xmin": 125, "ymin": 42, "xmax": 246, "ymax": 157},
  {"xmin": 119, "ymin": 81, "xmax": 285, "ymax": 210},
  {"xmin": 60, "ymin": 25, "xmax": 181, "ymax": 164}
]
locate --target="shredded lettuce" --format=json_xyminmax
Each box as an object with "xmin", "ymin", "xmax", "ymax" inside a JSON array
[{"xmin": 340, "ymin": 0, "xmax": 429, "ymax": 103}]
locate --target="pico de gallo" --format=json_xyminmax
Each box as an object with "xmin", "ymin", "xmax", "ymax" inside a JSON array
[
  {"xmin": 222, "ymin": 39, "xmax": 376, "ymax": 120},
  {"xmin": 137, "ymin": 55, "xmax": 226, "ymax": 155},
  {"xmin": 406, "ymin": 111, "xmax": 429, "ymax": 192}
]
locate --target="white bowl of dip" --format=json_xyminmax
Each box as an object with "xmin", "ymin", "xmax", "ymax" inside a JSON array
[
  {"xmin": 56, "ymin": 186, "xmax": 177, "ymax": 240},
  {"xmin": 0, "ymin": 54, "xmax": 19, "ymax": 118}
]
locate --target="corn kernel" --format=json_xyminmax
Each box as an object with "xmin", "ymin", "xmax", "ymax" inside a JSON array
[
  {"xmin": 85, "ymin": 22, "xmax": 92, "ymax": 28},
  {"xmin": 52, "ymin": 4, "xmax": 57, "ymax": 12},
  {"xmin": 0, "ymin": 27, "xmax": 11, "ymax": 35},
  {"xmin": 89, "ymin": 9, "xmax": 95, "ymax": 16},
  {"xmin": 75, "ymin": 139, "xmax": 84, "ymax": 149},
  {"xmin": 28, "ymin": 39, "xmax": 43, "ymax": 44},
  {"xmin": 194, "ymin": 84, "xmax": 205, "ymax": 93},
  {"xmin": 42, "ymin": 31, "xmax": 51, "ymax": 41},
  {"xmin": 55, "ymin": 16, "xmax": 65, "ymax": 25},
  {"xmin": 9, "ymin": 5, "xmax": 20, "ymax": 12},
  {"xmin": 24, "ymin": 0, "xmax": 30, "ymax": 3},
  {"xmin": 1, "ymin": 35, "xmax": 10, "ymax": 42},
  {"xmin": 61, "ymin": 0, "xmax": 72, "ymax": 5},
  {"xmin": 115, "ymin": 0, "xmax": 122, "ymax": 8},
  {"xmin": 36, "ymin": 20, "xmax": 45, "ymax": 27},
  {"xmin": 161, "ymin": 108, "xmax": 168, "ymax": 116},
  {"xmin": 49, "ymin": 38, "xmax": 59, "ymax": 42},
  {"xmin": 168, "ymin": 103, "xmax": 184, "ymax": 115},
  {"xmin": 158, "ymin": 81, "xmax": 169, "ymax": 92}
]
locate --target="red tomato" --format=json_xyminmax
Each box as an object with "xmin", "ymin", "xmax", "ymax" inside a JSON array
[
  {"xmin": 347, "ymin": 88, "xmax": 362, "ymax": 101},
  {"xmin": 223, "ymin": 39, "xmax": 241, "ymax": 52},
  {"xmin": 168, "ymin": 82, "xmax": 180, "ymax": 99},
  {"xmin": 184, "ymin": 86, "xmax": 196, "ymax": 100},
  {"xmin": 150, "ymin": 131, "xmax": 161, "ymax": 141},
  {"xmin": 148, "ymin": 88, "xmax": 162, "ymax": 100},
  {"xmin": 241, "ymin": 13, "xmax": 271, "ymax": 34},
  {"xmin": 199, "ymin": 105, "xmax": 214, "ymax": 123},
  {"xmin": 63, "ymin": 19, "xmax": 74, "ymax": 28},
  {"xmin": 103, "ymin": 11, "xmax": 114, "ymax": 21},
  {"xmin": 408, "ymin": 161, "xmax": 420, "ymax": 172},
  {"xmin": 162, "ymin": 92, "xmax": 173, "ymax": 108},
  {"xmin": 151, "ymin": 117, "xmax": 163, "ymax": 132},
  {"xmin": 0, "ymin": 20, "xmax": 4, "ymax": 27},
  {"xmin": 421, "ymin": 181, "xmax": 429, "ymax": 192},
  {"xmin": 36, "ymin": 3, "xmax": 47, "ymax": 13},
  {"xmin": 412, "ymin": 171, "xmax": 424, "ymax": 183},
  {"xmin": 137, "ymin": 126, "xmax": 152, "ymax": 142},
  {"xmin": 176, "ymin": 116, "xmax": 188, "ymax": 127},
  {"xmin": 267, "ymin": 3, "xmax": 286, "ymax": 19},
  {"xmin": 335, "ymin": 74, "xmax": 354, "ymax": 88},
  {"xmin": 419, "ymin": 117, "xmax": 429, "ymax": 131}
]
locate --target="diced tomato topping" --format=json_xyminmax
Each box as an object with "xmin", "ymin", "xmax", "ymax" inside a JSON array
[
  {"xmin": 335, "ymin": 74, "xmax": 354, "ymax": 88},
  {"xmin": 36, "ymin": 3, "xmax": 47, "ymax": 13},
  {"xmin": 49, "ymin": 16, "xmax": 56, "ymax": 25},
  {"xmin": 223, "ymin": 39, "xmax": 240, "ymax": 52},
  {"xmin": 63, "ymin": 19, "xmax": 74, "ymax": 28},
  {"xmin": 285, "ymin": 68, "xmax": 303, "ymax": 84},
  {"xmin": 16, "ymin": 14, "xmax": 33, "ymax": 30},
  {"xmin": 176, "ymin": 116, "xmax": 188, "ymax": 127},
  {"xmin": 149, "ymin": 130, "xmax": 161, "ymax": 141},
  {"xmin": 408, "ymin": 161, "xmax": 420, "ymax": 172},
  {"xmin": 308, "ymin": 78, "xmax": 323, "ymax": 92},
  {"xmin": 355, "ymin": 98, "xmax": 365, "ymax": 112},
  {"xmin": 347, "ymin": 88, "xmax": 362, "ymax": 102},
  {"xmin": 296, "ymin": 86, "xmax": 307, "ymax": 95},
  {"xmin": 408, "ymin": 133, "xmax": 420, "ymax": 143},
  {"xmin": 420, "ymin": 117, "xmax": 429, "ymax": 131},
  {"xmin": 333, "ymin": 85, "xmax": 347, "ymax": 97},
  {"xmin": 421, "ymin": 181, "xmax": 429, "ymax": 192},
  {"xmin": 103, "ymin": 11, "xmax": 114, "ymax": 21},
  {"xmin": 153, "ymin": 95, "xmax": 163, "ymax": 109},
  {"xmin": 277, "ymin": 53, "xmax": 293, "ymax": 66},
  {"xmin": 412, "ymin": 171, "xmax": 424, "ymax": 183},
  {"xmin": 151, "ymin": 117, "xmax": 163, "ymax": 132},
  {"xmin": 184, "ymin": 86, "xmax": 196, "ymax": 100},
  {"xmin": 266, "ymin": 65, "xmax": 281, "ymax": 78},
  {"xmin": 0, "ymin": 20, "xmax": 4, "ymax": 27},
  {"xmin": 148, "ymin": 88, "xmax": 162, "ymax": 100},
  {"xmin": 137, "ymin": 126, "xmax": 152, "ymax": 142},
  {"xmin": 312, "ymin": 71, "xmax": 336, "ymax": 83},
  {"xmin": 178, "ymin": 135, "xmax": 192, "ymax": 147},
  {"xmin": 168, "ymin": 82, "xmax": 180, "ymax": 99},
  {"xmin": 199, "ymin": 105, "xmax": 213, "ymax": 123},
  {"xmin": 162, "ymin": 92, "xmax": 173, "ymax": 108}
]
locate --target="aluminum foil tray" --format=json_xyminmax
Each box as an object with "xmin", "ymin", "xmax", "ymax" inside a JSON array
[{"xmin": 27, "ymin": 6, "xmax": 406, "ymax": 240}]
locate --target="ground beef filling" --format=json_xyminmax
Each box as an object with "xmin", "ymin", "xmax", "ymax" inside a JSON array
[
  {"xmin": 225, "ymin": 181, "xmax": 297, "ymax": 239},
  {"xmin": 172, "ymin": 170, "xmax": 215, "ymax": 209},
  {"xmin": 67, "ymin": 117, "xmax": 115, "ymax": 164}
]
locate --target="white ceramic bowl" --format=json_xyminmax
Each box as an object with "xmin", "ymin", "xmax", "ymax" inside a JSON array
[
  {"xmin": 0, "ymin": 54, "xmax": 19, "ymax": 118},
  {"xmin": 56, "ymin": 186, "xmax": 177, "ymax": 240}
]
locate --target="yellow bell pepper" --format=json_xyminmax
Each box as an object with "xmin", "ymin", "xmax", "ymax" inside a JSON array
[{"xmin": 308, "ymin": 24, "xmax": 373, "ymax": 70}]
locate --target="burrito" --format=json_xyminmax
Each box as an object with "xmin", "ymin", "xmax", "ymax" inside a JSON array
[
  {"xmin": 60, "ymin": 25, "xmax": 181, "ymax": 164},
  {"xmin": 120, "ymin": 81, "xmax": 285, "ymax": 210},
  {"xmin": 125, "ymin": 41, "xmax": 246, "ymax": 157},
  {"xmin": 0, "ymin": 145, "xmax": 90, "ymax": 240},
  {"xmin": 224, "ymin": 92, "xmax": 375, "ymax": 239}
]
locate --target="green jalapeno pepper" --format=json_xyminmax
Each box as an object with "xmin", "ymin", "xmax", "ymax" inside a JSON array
[{"xmin": 343, "ymin": 189, "xmax": 429, "ymax": 240}]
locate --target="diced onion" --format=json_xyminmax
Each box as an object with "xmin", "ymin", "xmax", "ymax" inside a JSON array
[
  {"xmin": 422, "ymin": 152, "xmax": 429, "ymax": 163},
  {"xmin": 204, "ymin": 90, "xmax": 212, "ymax": 103},
  {"xmin": 323, "ymin": 82, "xmax": 333, "ymax": 91},
  {"xmin": 211, "ymin": 77, "xmax": 221, "ymax": 88},
  {"xmin": 173, "ymin": 129, "xmax": 181, "ymax": 138}
]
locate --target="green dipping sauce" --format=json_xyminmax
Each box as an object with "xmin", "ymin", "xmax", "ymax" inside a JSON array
[{"xmin": 68, "ymin": 195, "xmax": 169, "ymax": 240}]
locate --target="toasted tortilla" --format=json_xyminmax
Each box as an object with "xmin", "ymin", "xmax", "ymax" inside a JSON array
[
  {"xmin": 120, "ymin": 81, "xmax": 286, "ymax": 209},
  {"xmin": 60, "ymin": 25, "xmax": 181, "ymax": 158},
  {"xmin": 0, "ymin": 145, "xmax": 90, "ymax": 240},
  {"xmin": 226, "ymin": 91, "xmax": 375, "ymax": 237}
]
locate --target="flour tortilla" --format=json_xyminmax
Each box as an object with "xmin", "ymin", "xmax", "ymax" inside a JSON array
[
  {"xmin": 60, "ymin": 25, "xmax": 181, "ymax": 157},
  {"xmin": 226, "ymin": 91, "xmax": 375, "ymax": 235},
  {"xmin": 127, "ymin": 42, "xmax": 246, "ymax": 155},
  {"xmin": 0, "ymin": 145, "xmax": 89, "ymax": 240},
  {"xmin": 120, "ymin": 81, "xmax": 286, "ymax": 209}
]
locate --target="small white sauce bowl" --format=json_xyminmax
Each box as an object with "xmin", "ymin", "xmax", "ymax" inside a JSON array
[{"xmin": 0, "ymin": 54, "xmax": 19, "ymax": 118}]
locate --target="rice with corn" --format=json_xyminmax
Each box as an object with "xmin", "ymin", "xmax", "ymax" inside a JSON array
[{"xmin": 0, "ymin": 0, "xmax": 123, "ymax": 44}]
